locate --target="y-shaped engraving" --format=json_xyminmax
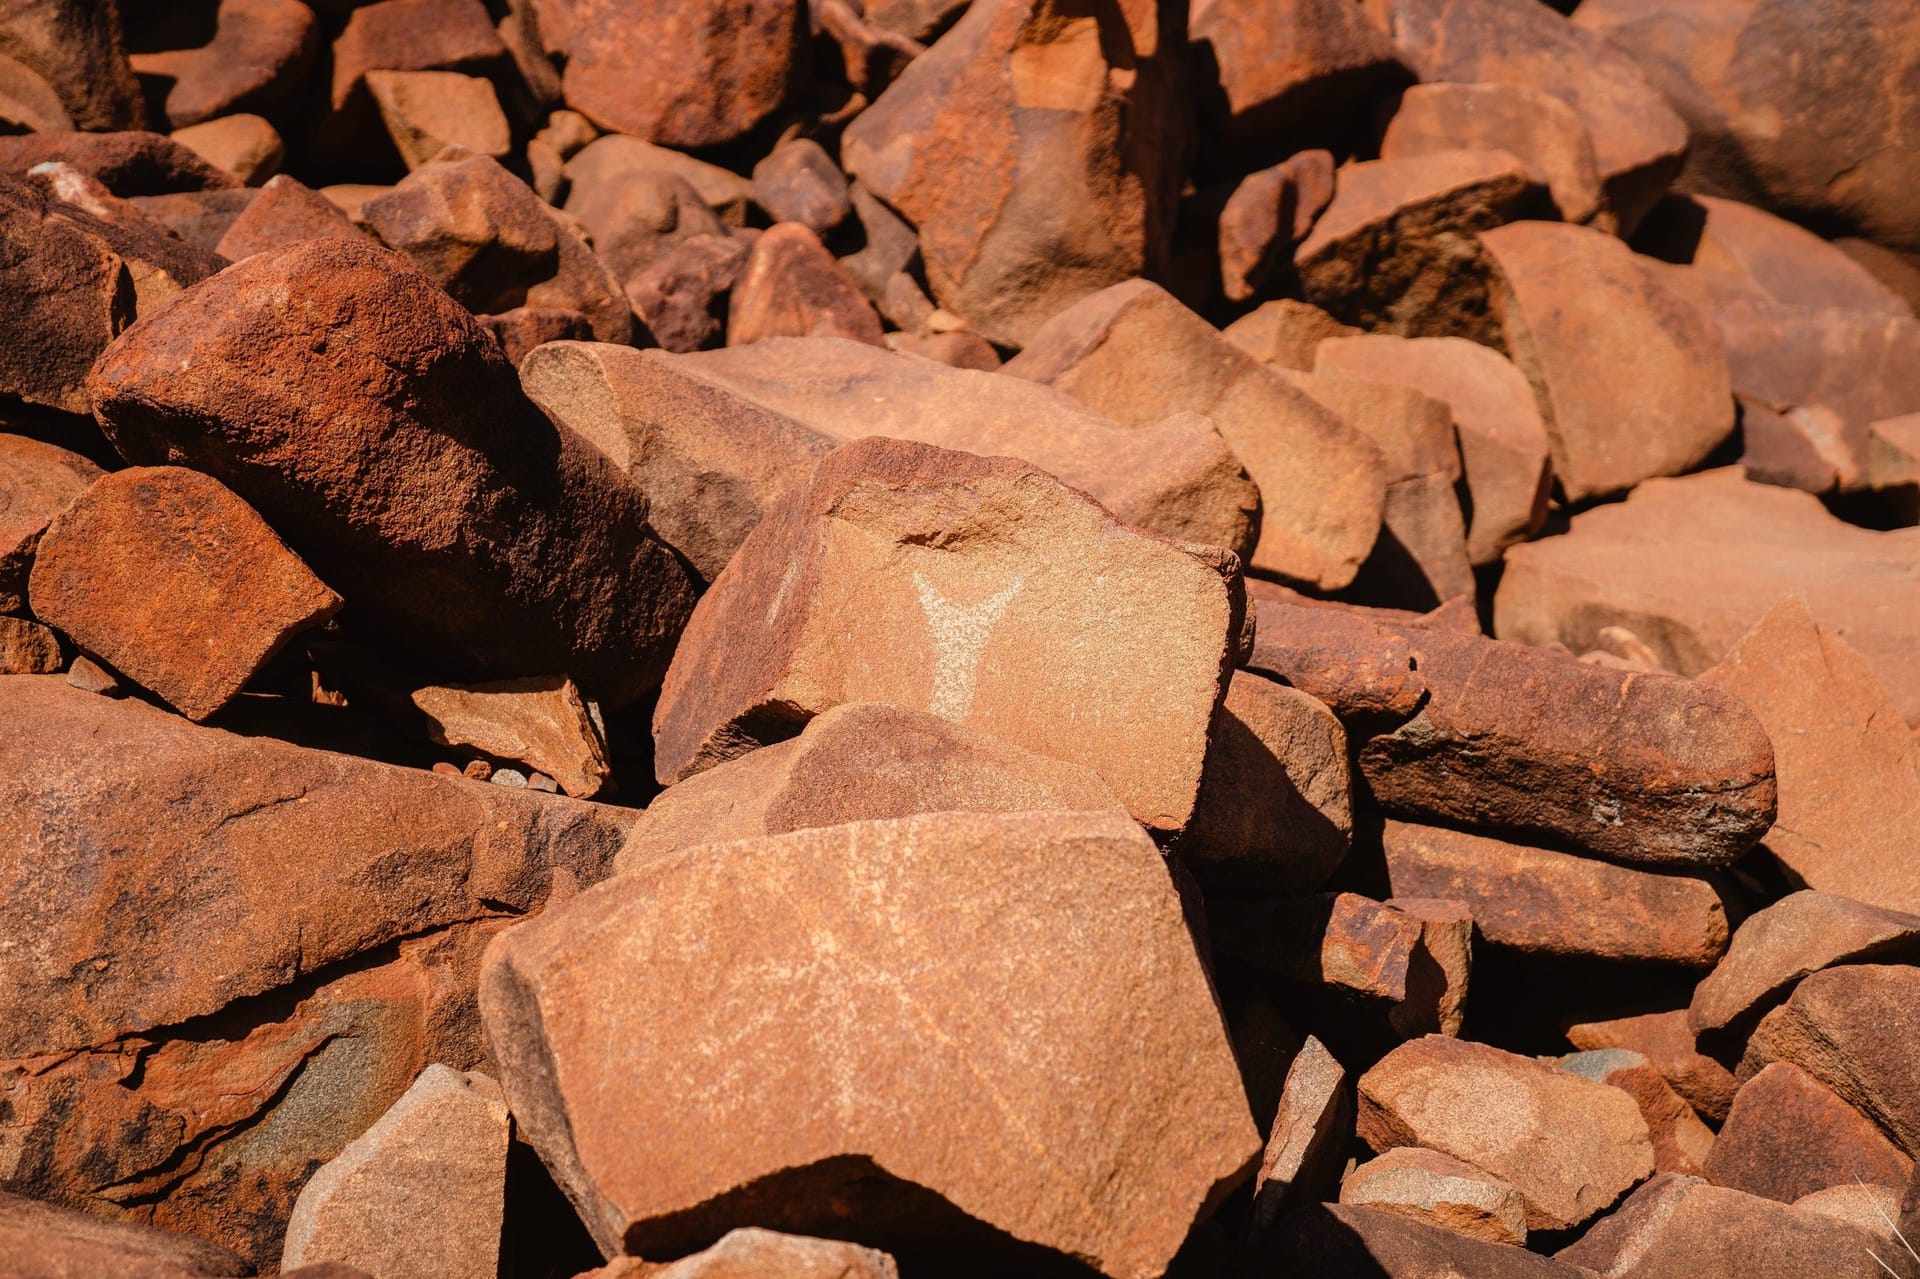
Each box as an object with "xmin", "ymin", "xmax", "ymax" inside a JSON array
[{"xmin": 913, "ymin": 572, "xmax": 1024, "ymax": 720}]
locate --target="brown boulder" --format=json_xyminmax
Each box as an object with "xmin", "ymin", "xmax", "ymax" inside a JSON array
[
  {"xmin": 0, "ymin": 1189, "xmax": 249, "ymax": 1279},
  {"xmin": 480, "ymin": 810, "xmax": 1259, "ymax": 1274},
  {"xmin": 1339, "ymin": 1147, "xmax": 1528, "ymax": 1246},
  {"xmin": 1217, "ymin": 149, "xmax": 1336, "ymax": 304},
  {"xmin": 1380, "ymin": 82, "xmax": 1604, "ymax": 226},
  {"xmin": 1004, "ymin": 279, "xmax": 1387, "ymax": 590},
  {"xmin": 365, "ymin": 69, "xmax": 510, "ymax": 169},
  {"xmin": 618, "ymin": 701, "xmax": 1122, "ymax": 871},
  {"xmin": 1478, "ymin": 220, "xmax": 1735, "ymax": 502},
  {"xmin": 128, "ymin": 187, "xmax": 254, "ymax": 253},
  {"xmin": 1560, "ymin": 1049, "xmax": 1715, "ymax": 1176},
  {"xmin": 91, "ymin": 239, "xmax": 697, "ymax": 709},
  {"xmin": 127, "ymin": 0, "xmax": 319, "ymax": 130},
  {"xmin": 619, "ymin": 1228, "xmax": 900, "ymax": 1279},
  {"xmin": 1252, "ymin": 1036, "xmax": 1352, "ymax": 1230},
  {"xmin": 1263, "ymin": 1201, "xmax": 1590, "ymax": 1278},
  {"xmin": 1382, "ymin": 820, "xmax": 1729, "ymax": 965},
  {"xmin": 0, "ymin": 130, "xmax": 238, "ymax": 195},
  {"xmin": 1647, "ymin": 195, "xmax": 1912, "ymax": 318},
  {"xmin": 564, "ymin": 164, "xmax": 731, "ymax": 288},
  {"xmin": 281, "ymin": 1066, "xmax": 510, "ymax": 1279},
  {"xmin": 651, "ymin": 437, "xmax": 1240, "ymax": 834},
  {"xmin": 0, "ymin": 433, "xmax": 102, "ymax": 613},
  {"xmin": 1705, "ymin": 1063, "xmax": 1911, "ymax": 1204},
  {"xmin": 0, "ymin": 0, "xmax": 143, "ymax": 130},
  {"xmin": 841, "ymin": 0, "xmax": 1185, "ymax": 346},
  {"xmin": 562, "ymin": 134, "xmax": 756, "ymax": 234},
  {"xmin": 751, "ymin": 138, "xmax": 851, "ymax": 236},
  {"xmin": 1357, "ymin": 1035, "xmax": 1655, "ymax": 1231},
  {"xmin": 1244, "ymin": 596, "xmax": 1428, "ymax": 727},
  {"xmin": 1565, "ymin": 1010, "xmax": 1739, "ymax": 1125},
  {"xmin": 625, "ymin": 233, "xmax": 749, "ymax": 354},
  {"xmin": 727, "ymin": 222, "xmax": 884, "ymax": 347},
  {"xmin": 211, "ymin": 173, "xmax": 374, "ymax": 260}
]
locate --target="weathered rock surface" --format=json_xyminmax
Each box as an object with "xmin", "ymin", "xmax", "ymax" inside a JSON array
[
  {"xmin": 1560, "ymin": 1049, "xmax": 1715, "ymax": 1177},
  {"xmin": 1217, "ymin": 149, "xmax": 1335, "ymax": 303},
  {"xmin": 0, "ymin": 130, "xmax": 238, "ymax": 194},
  {"xmin": 1251, "ymin": 1036, "xmax": 1352, "ymax": 1231},
  {"xmin": 172, "ymin": 114, "xmax": 285, "ymax": 186},
  {"xmin": 0, "ymin": 615, "xmax": 60, "ymax": 673},
  {"xmin": 752, "ymin": 139, "xmax": 851, "ymax": 235},
  {"xmin": 212, "ymin": 173, "xmax": 370, "ymax": 260},
  {"xmin": 316, "ymin": 0, "xmax": 507, "ymax": 173},
  {"xmin": 480, "ymin": 810, "xmax": 1260, "ymax": 1275},
  {"xmin": 0, "ymin": 1188, "xmax": 249, "ymax": 1279},
  {"xmin": 726, "ymin": 222, "xmax": 885, "ymax": 347},
  {"xmin": 1704, "ymin": 1062, "xmax": 1911, "ymax": 1204},
  {"xmin": 1339, "ymin": 1147, "xmax": 1528, "ymax": 1246},
  {"xmin": 1264, "ymin": 1202, "xmax": 1589, "ymax": 1278},
  {"xmin": 1648, "ymin": 194, "xmax": 1913, "ymax": 318},
  {"xmin": 127, "ymin": 0, "xmax": 320, "ymax": 130},
  {"xmin": 1245, "ymin": 596, "xmax": 1428, "ymax": 727},
  {"xmin": 88, "ymin": 237, "xmax": 699, "ymax": 709},
  {"xmin": 651, "ymin": 436, "xmax": 1241, "ymax": 834},
  {"xmin": 1380, "ymin": 82, "xmax": 1604, "ymax": 226},
  {"xmin": 0, "ymin": 432, "xmax": 101, "ymax": 613},
  {"xmin": 1566, "ymin": 1010, "xmax": 1739, "ymax": 1125},
  {"xmin": 0, "ymin": 0, "xmax": 143, "ymax": 131}
]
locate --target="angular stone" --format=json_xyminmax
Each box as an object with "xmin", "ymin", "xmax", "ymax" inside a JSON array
[
  {"xmin": 1742, "ymin": 964, "xmax": 1920, "ymax": 1158},
  {"xmin": 1245, "ymin": 596, "xmax": 1428, "ymax": 726},
  {"xmin": 1251, "ymin": 1036, "xmax": 1351, "ymax": 1230},
  {"xmin": 401, "ymin": 677, "xmax": 610, "ymax": 799},
  {"xmin": 752, "ymin": 138, "xmax": 851, "ymax": 235},
  {"xmin": 0, "ymin": 130, "xmax": 238, "ymax": 194},
  {"xmin": 25, "ymin": 161, "xmax": 226, "ymax": 299},
  {"xmin": 1389, "ymin": 898, "xmax": 1473, "ymax": 1039},
  {"xmin": 1224, "ymin": 298, "xmax": 1360, "ymax": 370},
  {"xmin": 319, "ymin": 0, "xmax": 506, "ymax": 172},
  {"xmin": 1217, "ymin": 149, "xmax": 1335, "ymax": 303},
  {"xmin": 1293, "ymin": 149, "xmax": 1535, "ymax": 336},
  {"xmin": 1381, "ymin": 82, "xmax": 1603, "ymax": 226},
  {"xmin": 1565, "ymin": 1010, "xmax": 1739, "ymax": 1125},
  {"xmin": 0, "ymin": 48, "xmax": 69, "ymax": 133},
  {"xmin": 566, "ymin": 166, "xmax": 730, "ymax": 290},
  {"xmin": 126, "ymin": 187, "xmax": 255, "ymax": 254},
  {"xmin": 128, "ymin": 0, "xmax": 319, "ymax": 130},
  {"xmin": 1357, "ymin": 1035, "xmax": 1655, "ymax": 1231},
  {"xmin": 618, "ymin": 701, "xmax": 1122, "ymax": 871},
  {"xmin": 841, "ymin": 0, "xmax": 1185, "ymax": 346},
  {"xmin": 672, "ymin": 337, "xmax": 1262, "ymax": 560},
  {"xmin": 1704, "ymin": 1062, "xmax": 1911, "ymax": 1204},
  {"xmin": 0, "ymin": 432, "xmax": 102, "ymax": 613},
  {"xmin": 480, "ymin": 810, "xmax": 1260, "ymax": 1273},
  {"xmin": 727, "ymin": 222, "xmax": 884, "ymax": 347},
  {"xmin": 171, "ymin": 113, "xmax": 284, "ymax": 185},
  {"xmin": 562, "ymin": 134, "xmax": 756, "ymax": 234},
  {"xmin": 651, "ymin": 437, "xmax": 1240, "ymax": 834},
  {"xmin": 1555, "ymin": 1174, "xmax": 1899, "ymax": 1279},
  {"xmin": 1650, "ymin": 195, "xmax": 1912, "ymax": 318},
  {"xmin": 1367, "ymin": 0, "xmax": 1687, "ymax": 233},
  {"xmin": 888, "ymin": 330, "xmax": 1001, "ymax": 370},
  {"xmin": 0, "ymin": 615, "xmax": 59, "ymax": 673},
  {"xmin": 1315, "ymin": 333, "xmax": 1550, "ymax": 564},
  {"xmin": 28, "ymin": 466, "xmax": 340, "ymax": 721},
  {"xmin": 65, "ymin": 652, "xmax": 121, "ymax": 696},
  {"xmin": 88, "ymin": 238, "xmax": 699, "ymax": 710},
  {"xmin": 622, "ymin": 1228, "xmax": 899, "ymax": 1279},
  {"xmin": 1184, "ymin": 670, "xmax": 1351, "ymax": 894},
  {"xmin": 1265, "ymin": 1202, "xmax": 1589, "ymax": 1278},
  {"xmin": 560, "ymin": 0, "xmax": 800, "ymax": 148},
  {"xmin": 281, "ymin": 1066, "xmax": 509, "ymax": 1279},
  {"xmin": 480, "ymin": 305, "xmax": 594, "ymax": 366},
  {"xmin": 0, "ymin": 1189, "xmax": 249, "ymax": 1278},
  {"xmin": 1357, "ymin": 624, "xmax": 1777, "ymax": 868},
  {"xmin": 1005, "ymin": 279, "xmax": 1387, "ymax": 590},
  {"xmin": 363, "ymin": 151, "xmax": 635, "ymax": 345},
  {"xmin": 1560, "ymin": 1049, "xmax": 1714, "ymax": 1176},
  {"xmin": 365, "ymin": 69, "xmax": 510, "ymax": 169},
  {"xmin": 1497, "ymin": 469, "xmax": 1920, "ymax": 720},
  {"xmin": 1478, "ymin": 220, "xmax": 1735, "ymax": 503},
  {"xmin": 0, "ymin": 0, "xmax": 143, "ymax": 130},
  {"xmin": 1794, "ymin": 1184, "xmax": 1908, "ymax": 1246},
  {"xmin": 1339, "ymin": 1147, "xmax": 1528, "ymax": 1246},
  {"xmin": 626, "ymin": 234, "xmax": 749, "ymax": 355},
  {"xmin": 212, "ymin": 173, "xmax": 370, "ymax": 260}
]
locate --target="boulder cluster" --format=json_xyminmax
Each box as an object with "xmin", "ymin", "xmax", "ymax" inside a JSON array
[{"xmin": 2, "ymin": 0, "xmax": 1920, "ymax": 1277}]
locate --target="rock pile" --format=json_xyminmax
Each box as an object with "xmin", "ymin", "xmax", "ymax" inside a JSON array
[{"xmin": 1, "ymin": 1, "xmax": 1918, "ymax": 1277}]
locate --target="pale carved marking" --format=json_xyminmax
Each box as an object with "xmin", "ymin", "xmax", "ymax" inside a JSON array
[{"xmin": 913, "ymin": 572, "xmax": 1024, "ymax": 720}]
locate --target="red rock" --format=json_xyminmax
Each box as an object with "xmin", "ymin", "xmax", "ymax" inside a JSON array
[
  {"xmin": 1567, "ymin": 1010, "xmax": 1738, "ymax": 1125},
  {"xmin": 281, "ymin": 1066, "xmax": 510, "ymax": 1279},
  {"xmin": 1217, "ymin": 149, "xmax": 1335, "ymax": 303},
  {"xmin": 479, "ymin": 305, "xmax": 595, "ymax": 367},
  {"xmin": 841, "ymin": 0, "xmax": 1185, "ymax": 346},
  {"xmin": 1561, "ymin": 1049, "xmax": 1715, "ymax": 1176},
  {"xmin": 365, "ymin": 69, "xmax": 510, "ymax": 169},
  {"xmin": 1358, "ymin": 1035, "xmax": 1655, "ymax": 1231},
  {"xmin": 620, "ymin": 1228, "xmax": 900, "ymax": 1279},
  {"xmin": 887, "ymin": 329, "xmax": 1001, "ymax": 370},
  {"xmin": 1223, "ymin": 297, "xmax": 1360, "ymax": 370},
  {"xmin": 1245, "ymin": 596, "xmax": 1428, "ymax": 726},
  {"xmin": 127, "ymin": 0, "xmax": 319, "ymax": 129},
  {"xmin": 1264, "ymin": 1201, "xmax": 1590, "ymax": 1277},
  {"xmin": 0, "ymin": 1188, "xmax": 249, "ymax": 1279},
  {"xmin": 1477, "ymin": 220, "xmax": 1735, "ymax": 502},
  {"xmin": 0, "ymin": 130, "xmax": 238, "ymax": 195},
  {"xmin": 1381, "ymin": 82, "xmax": 1604, "ymax": 226},
  {"xmin": 0, "ymin": 433, "xmax": 101, "ymax": 613},
  {"xmin": 0, "ymin": 0, "xmax": 144, "ymax": 131},
  {"xmin": 567, "ymin": 166, "xmax": 731, "ymax": 295},
  {"xmin": 319, "ymin": 0, "xmax": 506, "ymax": 172},
  {"xmin": 1382, "ymin": 820, "xmax": 1729, "ymax": 965},
  {"xmin": 727, "ymin": 222, "xmax": 885, "ymax": 347},
  {"xmin": 212, "ymin": 172, "xmax": 370, "ymax": 259},
  {"xmin": 562, "ymin": 134, "xmax": 756, "ymax": 234},
  {"xmin": 1339, "ymin": 1147, "xmax": 1528, "ymax": 1246},
  {"xmin": 651, "ymin": 436, "xmax": 1242, "ymax": 834},
  {"xmin": 1705, "ymin": 1062, "xmax": 1911, "ymax": 1204},
  {"xmin": 480, "ymin": 810, "xmax": 1260, "ymax": 1274},
  {"xmin": 172, "ymin": 115, "xmax": 284, "ymax": 187},
  {"xmin": 398, "ymin": 675, "xmax": 611, "ymax": 799},
  {"xmin": 88, "ymin": 238, "xmax": 699, "ymax": 709},
  {"xmin": 560, "ymin": 0, "xmax": 800, "ymax": 148},
  {"xmin": 1252, "ymin": 1036, "xmax": 1352, "ymax": 1230},
  {"xmin": 125, "ymin": 187, "xmax": 256, "ymax": 253},
  {"xmin": 0, "ymin": 615, "xmax": 60, "ymax": 673},
  {"xmin": 621, "ymin": 234, "xmax": 744, "ymax": 353},
  {"xmin": 752, "ymin": 138, "xmax": 851, "ymax": 236},
  {"xmin": 1648, "ymin": 195, "xmax": 1912, "ymax": 318},
  {"xmin": 1004, "ymin": 279, "xmax": 1388, "ymax": 590}
]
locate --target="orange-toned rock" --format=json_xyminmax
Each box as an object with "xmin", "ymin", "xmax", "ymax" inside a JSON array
[
  {"xmin": 1252, "ymin": 1036, "xmax": 1352, "ymax": 1230},
  {"xmin": 1381, "ymin": 82, "xmax": 1603, "ymax": 226},
  {"xmin": 726, "ymin": 222, "xmax": 884, "ymax": 347},
  {"xmin": 89, "ymin": 239, "xmax": 698, "ymax": 710},
  {"xmin": 0, "ymin": 0, "xmax": 143, "ymax": 131},
  {"xmin": 1266, "ymin": 1202, "xmax": 1588, "ymax": 1278},
  {"xmin": 752, "ymin": 138, "xmax": 851, "ymax": 236},
  {"xmin": 281, "ymin": 1066, "xmax": 510, "ymax": 1279},
  {"xmin": 1704, "ymin": 1062, "xmax": 1911, "ymax": 1204},
  {"xmin": 127, "ymin": 0, "xmax": 319, "ymax": 130},
  {"xmin": 1644, "ymin": 195, "xmax": 1912, "ymax": 318},
  {"xmin": 1339, "ymin": 1147, "xmax": 1528, "ymax": 1246},
  {"xmin": 480, "ymin": 810, "xmax": 1260, "ymax": 1274},
  {"xmin": 479, "ymin": 306, "xmax": 594, "ymax": 366},
  {"xmin": 407, "ymin": 677, "xmax": 611, "ymax": 799},
  {"xmin": 171, "ymin": 114, "xmax": 285, "ymax": 185},
  {"xmin": 619, "ymin": 701, "xmax": 1121, "ymax": 871},
  {"xmin": 652, "ymin": 437, "xmax": 1240, "ymax": 834},
  {"xmin": 562, "ymin": 134, "xmax": 756, "ymax": 234},
  {"xmin": 1246, "ymin": 595, "xmax": 1429, "ymax": 726},
  {"xmin": 1478, "ymin": 220, "xmax": 1735, "ymax": 502},
  {"xmin": 841, "ymin": 0, "xmax": 1185, "ymax": 346},
  {"xmin": 674, "ymin": 337, "xmax": 1262, "ymax": 561},
  {"xmin": 28, "ymin": 466, "xmax": 340, "ymax": 721},
  {"xmin": 0, "ymin": 616, "xmax": 59, "ymax": 673},
  {"xmin": 1224, "ymin": 298, "xmax": 1360, "ymax": 370},
  {"xmin": 129, "ymin": 186, "xmax": 255, "ymax": 252},
  {"xmin": 317, "ymin": 0, "xmax": 506, "ymax": 172},
  {"xmin": 1005, "ymin": 279, "xmax": 1386, "ymax": 589},
  {"xmin": 1560, "ymin": 1049, "xmax": 1715, "ymax": 1176},
  {"xmin": 0, "ymin": 1188, "xmax": 249, "ymax": 1278},
  {"xmin": 212, "ymin": 173, "xmax": 370, "ymax": 260},
  {"xmin": 560, "ymin": 0, "xmax": 801, "ymax": 148},
  {"xmin": 1217, "ymin": 149, "xmax": 1335, "ymax": 303},
  {"xmin": 0, "ymin": 433, "xmax": 101, "ymax": 613},
  {"xmin": 1566, "ymin": 1010, "xmax": 1739, "ymax": 1125},
  {"xmin": 615, "ymin": 1229, "xmax": 900, "ymax": 1279},
  {"xmin": 565, "ymin": 165, "xmax": 731, "ymax": 289},
  {"xmin": 1357, "ymin": 1035, "xmax": 1655, "ymax": 1231},
  {"xmin": 365, "ymin": 69, "xmax": 510, "ymax": 169}
]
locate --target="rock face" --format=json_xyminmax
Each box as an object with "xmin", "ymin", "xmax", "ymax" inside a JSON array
[
  {"xmin": 28, "ymin": 466, "xmax": 342, "ymax": 721},
  {"xmin": 88, "ymin": 237, "xmax": 699, "ymax": 710},
  {"xmin": 634, "ymin": 1228, "xmax": 900, "ymax": 1279},
  {"xmin": 651, "ymin": 436, "xmax": 1242, "ymax": 834},
  {"xmin": 0, "ymin": 433, "xmax": 102, "ymax": 613},
  {"xmin": 0, "ymin": 1188, "xmax": 250, "ymax": 1279},
  {"xmin": 480, "ymin": 809, "xmax": 1260, "ymax": 1275},
  {"xmin": 619, "ymin": 701, "xmax": 1123, "ymax": 871},
  {"xmin": 1567, "ymin": 1011, "xmax": 1740, "ymax": 1126},
  {"xmin": 281, "ymin": 1066, "xmax": 510, "ymax": 1279},
  {"xmin": 841, "ymin": 0, "xmax": 1186, "ymax": 346},
  {"xmin": 1265, "ymin": 1202, "xmax": 1589, "ymax": 1278},
  {"xmin": 0, "ymin": 0, "xmax": 143, "ymax": 131},
  {"xmin": 726, "ymin": 222, "xmax": 885, "ymax": 347},
  {"xmin": 1559, "ymin": 1050, "xmax": 1715, "ymax": 1178},
  {"xmin": 1703, "ymin": 1063, "xmax": 1911, "ymax": 1204},
  {"xmin": 1357, "ymin": 1035, "xmax": 1656, "ymax": 1231},
  {"xmin": 1004, "ymin": 279, "xmax": 1387, "ymax": 590},
  {"xmin": 127, "ymin": 0, "xmax": 320, "ymax": 131},
  {"xmin": 1252, "ymin": 1036, "xmax": 1352, "ymax": 1229},
  {"xmin": 1339, "ymin": 1147, "xmax": 1529, "ymax": 1246},
  {"xmin": 1496, "ymin": 469, "xmax": 1920, "ymax": 723},
  {"xmin": 1380, "ymin": 82, "xmax": 1604, "ymax": 226}
]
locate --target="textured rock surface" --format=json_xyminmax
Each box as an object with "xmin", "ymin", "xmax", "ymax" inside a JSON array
[
  {"xmin": 1251, "ymin": 1036, "xmax": 1352, "ymax": 1231},
  {"xmin": 0, "ymin": 433, "xmax": 101, "ymax": 613},
  {"xmin": 726, "ymin": 222, "xmax": 884, "ymax": 347},
  {"xmin": 1567, "ymin": 1011, "xmax": 1739, "ymax": 1126},
  {"xmin": 0, "ymin": 1189, "xmax": 249, "ymax": 1279},
  {"xmin": 1380, "ymin": 82, "xmax": 1603, "ymax": 226},
  {"xmin": 480, "ymin": 810, "xmax": 1260, "ymax": 1275},
  {"xmin": 1703, "ymin": 1063, "xmax": 1911, "ymax": 1204},
  {"xmin": 1339, "ymin": 1147, "xmax": 1529, "ymax": 1246},
  {"xmin": 1559, "ymin": 1049, "xmax": 1715, "ymax": 1177}
]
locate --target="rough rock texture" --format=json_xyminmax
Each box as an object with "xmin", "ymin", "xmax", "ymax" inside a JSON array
[
  {"xmin": 317, "ymin": 0, "xmax": 507, "ymax": 174},
  {"xmin": 28, "ymin": 466, "xmax": 341, "ymax": 721},
  {"xmin": 0, "ymin": 615, "xmax": 61, "ymax": 673},
  {"xmin": 1004, "ymin": 279, "xmax": 1387, "ymax": 589},
  {"xmin": 1559, "ymin": 1049, "xmax": 1715, "ymax": 1177},
  {"xmin": 1380, "ymin": 82, "xmax": 1604, "ymax": 226},
  {"xmin": 674, "ymin": 337, "xmax": 1262, "ymax": 562},
  {"xmin": 1251, "ymin": 1036, "xmax": 1352, "ymax": 1231},
  {"xmin": 841, "ymin": 0, "xmax": 1186, "ymax": 346},
  {"xmin": 281, "ymin": 1066, "xmax": 510, "ymax": 1279},
  {"xmin": 1382, "ymin": 820, "xmax": 1729, "ymax": 965},
  {"xmin": 627, "ymin": 1228, "xmax": 900, "ymax": 1279},
  {"xmin": 1566, "ymin": 1011, "xmax": 1740, "ymax": 1126},
  {"xmin": 1357, "ymin": 1035, "xmax": 1656, "ymax": 1231},
  {"xmin": 1651, "ymin": 194, "xmax": 1913, "ymax": 318},
  {"xmin": 88, "ymin": 237, "xmax": 699, "ymax": 710},
  {"xmin": 407, "ymin": 677, "xmax": 611, "ymax": 799},
  {"xmin": 0, "ymin": 1188, "xmax": 250, "ymax": 1279},
  {"xmin": 726, "ymin": 222, "xmax": 884, "ymax": 347},
  {"xmin": 480, "ymin": 810, "xmax": 1260, "ymax": 1275},
  {"xmin": 1264, "ymin": 1202, "xmax": 1589, "ymax": 1278},
  {"xmin": 212, "ymin": 173, "xmax": 371, "ymax": 260},
  {"xmin": 1245, "ymin": 596, "xmax": 1428, "ymax": 727},
  {"xmin": 0, "ymin": 130, "xmax": 239, "ymax": 194},
  {"xmin": 1704, "ymin": 1063, "xmax": 1911, "ymax": 1204},
  {"xmin": 0, "ymin": 0, "xmax": 143, "ymax": 131},
  {"xmin": 1339, "ymin": 1147, "xmax": 1529, "ymax": 1246},
  {"xmin": 619, "ymin": 701, "xmax": 1122, "ymax": 871},
  {"xmin": 127, "ymin": 0, "xmax": 320, "ymax": 130},
  {"xmin": 365, "ymin": 69, "xmax": 510, "ymax": 169},
  {"xmin": 626, "ymin": 233, "xmax": 750, "ymax": 354},
  {"xmin": 0, "ymin": 433, "xmax": 102, "ymax": 613},
  {"xmin": 752, "ymin": 139, "xmax": 851, "ymax": 235},
  {"xmin": 651, "ymin": 437, "xmax": 1241, "ymax": 834},
  {"xmin": 1496, "ymin": 469, "xmax": 1920, "ymax": 723},
  {"xmin": 1478, "ymin": 220, "xmax": 1735, "ymax": 503}
]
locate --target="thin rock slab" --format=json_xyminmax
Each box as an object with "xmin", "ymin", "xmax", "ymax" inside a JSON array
[
  {"xmin": 612, "ymin": 1228, "xmax": 899, "ymax": 1279},
  {"xmin": 1703, "ymin": 1062, "xmax": 1911, "ymax": 1204},
  {"xmin": 1261, "ymin": 1202, "xmax": 1590, "ymax": 1278},
  {"xmin": 1357, "ymin": 1035, "xmax": 1655, "ymax": 1232},
  {"xmin": 1338, "ymin": 1147, "xmax": 1528, "ymax": 1247},
  {"xmin": 617, "ymin": 701, "xmax": 1123, "ymax": 872},
  {"xmin": 0, "ymin": 130, "xmax": 238, "ymax": 195},
  {"xmin": 171, "ymin": 114, "xmax": 284, "ymax": 186},
  {"xmin": 1380, "ymin": 82, "xmax": 1604, "ymax": 226},
  {"xmin": 1251, "ymin": 1036, "xmax": 1351, "ymax": 1231},
  {"xmin": 1559, "ymin": 1049, "xmax": 1715, "ymax": 1176},
  {"xmin": 0, "ymin": 432, "xmax": 101, "ymax": 612},
  {"xmin": 87, "ymin": 237, "xmax": 698, "ymax": 710},
  {"xmin": 651, "ymin": 436, "xmax": 1241, "ymax": 835},
  {"xmin": 0, "ymin": 1188, "xmax": 250, "ymax": 1279},
  {"xmin": 28, "ymin": 465, "xmax": 341, "ymax": 721},
  {"xmin": 1244, "ymin": 596, "xmax": 1427, "ymax": 728},
  {"xmin": 1382, "ymin": 820, "xmax": 1730, "ymax": 966},
  {"xmin": 1565, "ymin": 1010, "xmax": 1739, "ymax": 1126},
  {"xmin": 403, "ymin": 676, "xmax": 610, "ymax": 799},
  {"xmin": 281, "ymin": 1065, "xmax": 510, "ymax": 1279},
  {"xmin": 479, "ymin": 810, "xmax": 1260, "ymax": 1276}
]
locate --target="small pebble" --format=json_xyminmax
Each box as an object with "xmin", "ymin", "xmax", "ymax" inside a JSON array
[{"xmin": 491, "ymin": 767, "xmax": 528, "ymax": 788}]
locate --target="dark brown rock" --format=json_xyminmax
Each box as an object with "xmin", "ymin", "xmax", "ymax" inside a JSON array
[
  {"xmin": 0, "ymin": 615, "xmax": 60, "ymax": 673},
  {"xmin": 1706, "ymin": 1062, "xmax": 1911, "ymax": 1203},
  {"xmin": 1264, "ymin": 1201, "xmax": 1590, "ymax": 1277},
  {"xmin": 1217, "ymin": 149, "xmax": 1335, "ymax": 303},
  {"xmin": 0, "ymin": 433, "xmax": 102, "ymax": 613},
  {"xmin": 1245, "ymin": 596, "xmax": 1428, "ymax": 727},
  {"xmin": 567, "ymin": 166, "xmax": 730, "ymax": 291},
  {"xmin": 0, "ymin": 0, "xmax": 144, "ymax": 131},
  {"xmin": 127, "ymin": 0, "xmax": 320, "ymax": 129},
  {"xmin": 212, "ymin": 172, "xmax": 370, "ymax": 260},
  {"xmin": 627, "ymin": 233, "xmax": 749, "ymax": 353},
  {"xmin": 479, "ymin": 306, "xmax": 594, "ymax": 368},
  {"xmin": 0, "ymin": 1188, "xmax": 249, "ymax": 1279},
  {"xmin": 0, "ymin": 130, "xmax": 237, "ymax": 195},
  {"xmin": 727, "ymin": 222, "xmax": 884, "ymax": 347},
  {"xmin": 318, "ymin": 0, "xmax": 506, "ymax": 173}
]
